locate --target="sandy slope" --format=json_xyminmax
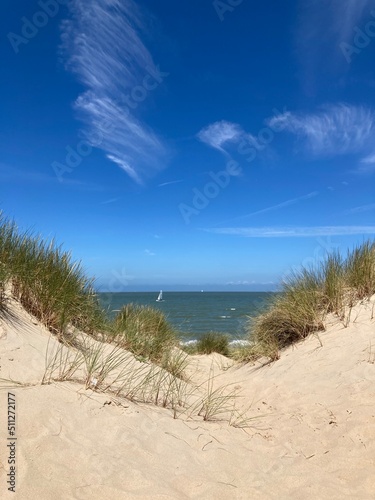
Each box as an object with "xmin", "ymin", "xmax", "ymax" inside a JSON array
[{"xmin": 0, "ymin": 297, "xmax": 374, "ymax": 499}]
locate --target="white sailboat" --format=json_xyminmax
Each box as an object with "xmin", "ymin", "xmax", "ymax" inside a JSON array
[{"xmin": 156, "ymin": 290, "xmax": 164, "ymax": 302}]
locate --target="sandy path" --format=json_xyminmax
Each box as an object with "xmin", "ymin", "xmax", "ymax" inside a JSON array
[{"xmin": 0, "ymin": 297, "xmax": 374, "ymax": 499}]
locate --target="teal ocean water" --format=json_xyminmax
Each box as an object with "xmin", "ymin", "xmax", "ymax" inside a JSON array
[{"xmin": 98, "ymin": 292, "xmax": 275, "ymax": 342}]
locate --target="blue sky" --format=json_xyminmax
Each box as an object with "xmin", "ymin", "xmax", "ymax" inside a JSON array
[{"xmin": 1, "ymin": 0, "xmax": 375, "ymax": 291}]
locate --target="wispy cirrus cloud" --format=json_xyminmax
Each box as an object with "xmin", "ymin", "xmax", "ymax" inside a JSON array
[
  {"xmin": 298, "ymin": 0, "xmax": 375, "ymax": 49},
  {"xmin": 296, "ymin": 0, "xmax": 375, "ymax": 90},
  {"xmin": 158, "ymin": 179, "xmax": 184, "ymax": 187},
  {"xmin": 197, "ymin": 121, "xmax": 243, "ymax": 152},
  {"xmin": 197, "ymin": 119, "xmax": 268, "ymax": 164},
  {"xmin": 268, "ymin": 104, "xmax": 375, "ymax": 158},
  {"xmin": 107, "ymin": 154, "xmax": 142, "ymax": 184},
  {"xmin": 343, "ymin": 203, "xmax": 375, "ymax": 214},
  {"xmin": 0, "ymin": 163, "xmax": 105, "ymax": 191},
  {"xmin": 357, "ymin": 153, "xmax": 375, "ymax": 174},
  {"xmin": 61, "ymin": 0, "xmax": 167, "ymax": 183},
  {"xmin": 237, "ymin": 192, "xmax": 319, "ymax": 220},
  {"xmin": 204, "ymin": 226, "xmax": 375, "ymax": 238},
  {"xmin": 100, "ymin": 197, "xmax": 120, "ymax": 205},
  {"xmin": 215, "ymin": 191, "xmax": 319, "ymax": 227}
]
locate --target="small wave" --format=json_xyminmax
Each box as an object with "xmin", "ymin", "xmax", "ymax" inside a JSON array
[
  {"xmin": 180, "ymin": 339, "xmax": 198, "ymax": 346},
  {"xmin": 220, "ymin": 315, "xmax": 231, "ymax": 319},
  {"xmin": 180, "ymin": 338, "xmax": 250, "ymax": 347},
  {"xmin": 230, "ymin": 308, "xmax": 236, "ymax": 310},
  {"xmin": 229, "ymin": 339, "xmax": 250, "ymax": 347}
]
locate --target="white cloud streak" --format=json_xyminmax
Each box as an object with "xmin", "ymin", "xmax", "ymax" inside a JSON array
[
  {"xmin": 268, "ymin": 104, "xmax": 375, "ymax": 157},
  {"xmin": 204, "ymin": 226, "xmax": 375, "ymax": 237},
  {"xmin": 356, "ymin": 153, "xmax": 375, "ymax": 174},
  {"xmin": 298, "ymin": 0, "xmax": 375, "ymax": 47},
  {"xmin": 100, "ymin": 197, "xmax": 120, "ymax": 205},
  {"xmin": 343, "ymin": 203, "xmax": 375, "ymax": 214},
  {"xmin": 238, "ymin": 192, "xmax": 319, "ymax": 219},
  {"xmin": 107, "ymin": 154, "xmax": 142, "ymax": 184},
  {"xmin": 297, "ymin": 0, "xmax": 375, "ymax": 89},
  {"xmin": 61, "ymin": 0, "xmax": 167, "ymax": 183},
  {"xmin": 362, "ymin": 153, "xmax": 375, "ymax": 163},
  {"xmin": 0, "ymin": 163, "xmax": 105, "ymax": 191},
  {"xmin": 215, "ymin": 192, "xmax": 319, "ymax": 227},
  {"xmin": 158, "ymin": 179, "xmax": 184, "ymax": 187},
  {"xmin": 197, "ymin": 121, "xmax": 243, "ymax": 152}
]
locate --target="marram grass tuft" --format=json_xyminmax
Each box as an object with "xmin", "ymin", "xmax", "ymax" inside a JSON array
[
  {"xmin": 239, "ymin": 240, "xmax": 375, "ymax": 362},
  {"xmin": 0, "ymin": 214, "xmax": 106, "ymax": 338}
]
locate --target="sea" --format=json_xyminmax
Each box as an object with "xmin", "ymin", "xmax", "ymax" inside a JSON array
[{"xmin": 98, "ymin": 292, "xmax": 275, "ymax": 343}]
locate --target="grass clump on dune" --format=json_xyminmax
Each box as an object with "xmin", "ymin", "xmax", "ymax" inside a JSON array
[
  {"xmin": 240, "ymin": 240, "xmax": 375, "ymax": 362},
  {"xmin": 0, "ymin": 261, "xmax": 9, "ymax": 313},
  {"xmin": 181, "ymin": 332, "xmax": 230, "ymax": 357},
  {"xmin": 111, "ymin": 303, "xmax": 178, "ymax": 364},
  {"xmin": 196, "ymin": 332, "xmax": 230, "ymax": 356},
  {"xmin": 345, "ymin": 241, "xmax": 375, "ymax": 300},
  {"xmin": 0, "ymin": 214, "xmax": 106, "ymax": 338}
]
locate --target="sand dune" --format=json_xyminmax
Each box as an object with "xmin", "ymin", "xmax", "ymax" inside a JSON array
[{"xmin": 1, "ymin": 296, "xmax": 374, "ymax": 499}]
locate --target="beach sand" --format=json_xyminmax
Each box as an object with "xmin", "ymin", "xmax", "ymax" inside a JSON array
[{"xmin": 0, "ymin": 296, "xmax": 374, "ymax": 499}]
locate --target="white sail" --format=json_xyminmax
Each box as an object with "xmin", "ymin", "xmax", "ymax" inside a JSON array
[{"xmin": 156, "ymin": 290, "xmax": 163, "ymax": 301}]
